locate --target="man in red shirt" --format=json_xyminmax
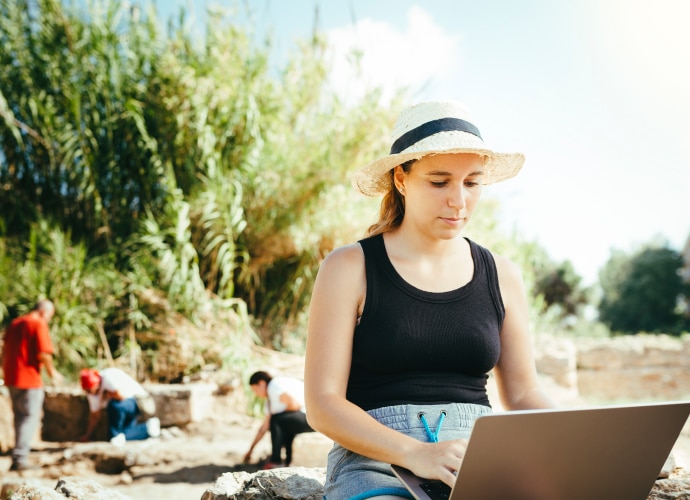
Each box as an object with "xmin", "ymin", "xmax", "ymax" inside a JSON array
[{"xmin": 1, "ymin": 299, "xmax": 63, "ymax": 471}]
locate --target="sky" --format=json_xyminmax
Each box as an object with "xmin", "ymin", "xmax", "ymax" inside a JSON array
[{"xmin": 157, "ymin": 0, "xmax": 690, "ymax": 285}]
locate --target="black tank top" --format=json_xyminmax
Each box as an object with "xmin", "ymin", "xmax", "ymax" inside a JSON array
[{"xmin": 346, "ymin": 234, "xmax": 505, "ymax": 410}]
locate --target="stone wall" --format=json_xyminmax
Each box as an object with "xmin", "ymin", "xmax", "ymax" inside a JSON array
[
  {"xmin": 525, "ymin": 334, "xmax": 690, "ymax": 404},
  {"xmin": 0, "ymin": 382, "xmax": 222, "ymax": 448},
  {"xmin": 574, "ymin": 335, "xmax": 690, "ymax": 402},
  {"xmin": 42, "ymin": 387, "xmax": 108, "ymax": 442}
]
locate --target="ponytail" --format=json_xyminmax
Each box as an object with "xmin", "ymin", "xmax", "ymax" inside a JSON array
[{"xmin": 365, "ymin": 160, "xmax": 415, "ymax": 237}]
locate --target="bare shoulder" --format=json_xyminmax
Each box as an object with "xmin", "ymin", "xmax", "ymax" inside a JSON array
[
  {"xmin": 320, "ymin": 242, "xmax": 365, "ymax": 272},
  {"xmin": 491, "ymin": 252, "xmax": 522, "ymax": 278},
  {"xmin": 490, "ymin": 252, "xmax": 525, "ymax": 294},
  {"xmin": 313, "ymin": 242, "xmax": 366, "ymax": 296}
]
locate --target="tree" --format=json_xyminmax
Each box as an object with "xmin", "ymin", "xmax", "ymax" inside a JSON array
[
  {"xmin": 598, "ymin": 245, "xmax": 689, "ymax": 335},
  {"xmin": 0, "ymin": 0, "xmax": 172, "ymax": 247},
  {"xmin": 534, "ymin": 259, "xmax": 591, "ymax": 320},
  {"xmin": 0, "ymin": 0, "xmax": 397, "ymax": 357},
  {"xmin": 0, "ymin": 0, "xmax": 598, "ymax": 374}
]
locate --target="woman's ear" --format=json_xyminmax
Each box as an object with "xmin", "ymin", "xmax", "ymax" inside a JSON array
[{"xmin": 393, "ymin": 165, "xmax": 405, "ymax": 192}]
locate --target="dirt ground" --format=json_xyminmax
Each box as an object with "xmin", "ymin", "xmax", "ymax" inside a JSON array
[
  {"xmin": 2, "ymin": 379, "xmax": 690, "ymax": 499},
  {"xmin": 0, "ymin": 393, "xmax": 332, "ymax": 499}
]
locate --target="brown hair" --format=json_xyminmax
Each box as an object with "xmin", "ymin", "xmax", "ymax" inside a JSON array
[
  {"xmin": 366, "ymin": 160, "xmax": 415, "ymax": 237},
  {"xmin": 248, "ymin": 370, "xmax": 272, "ymax": 386}
]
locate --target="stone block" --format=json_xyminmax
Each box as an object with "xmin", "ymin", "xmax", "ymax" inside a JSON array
[
  {"xmin": 43, "ymin": 387, "xmax": 108, "ymax": 442},
  {"xmin": 0, "ymin": 387, "xmax": 14, "ymax": 453},
  {"xmin": 146, "ymin": 383, "xmax": 217, "ymax": 427}
]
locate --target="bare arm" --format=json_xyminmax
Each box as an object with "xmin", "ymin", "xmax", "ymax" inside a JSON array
[
  {"xmin": 243, "ymin": 413, "xmax": 271, "ymax": 462},
  {"xmin": 38, "ymin": 352, "xmax": 64, "ymax": 385},
  {"xmin": 304, "ymin": 244, "xmax": 466, "ymax": 487},
  {"xmin": 81, "ymin": 410, "xmax": 103, "ymax": 441},
  {"xmin": 104, "ymin": 389, "xmax": 126, "ymax": 401},
  {"xmin": 493, "ymin": 255, "xmax": 555, "ymax": 410}
]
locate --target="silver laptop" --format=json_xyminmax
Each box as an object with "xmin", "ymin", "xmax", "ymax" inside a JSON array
[{"xmin": 392, "ymin": 401, "xmax": 690, "ymax": 500}]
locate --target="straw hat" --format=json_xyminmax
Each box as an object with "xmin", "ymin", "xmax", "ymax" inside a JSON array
[{"xmin": 352, "ymin": 101, "xmax": 525, "ymax": 196}]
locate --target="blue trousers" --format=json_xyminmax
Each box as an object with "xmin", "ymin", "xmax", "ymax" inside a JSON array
[
  {"xmin": 107, "ymin": 398, "xmax": 149, "ymax": 440},
  {"xmin": 8, "ymin": 386, "xmax": 44, "ymax": 467}
]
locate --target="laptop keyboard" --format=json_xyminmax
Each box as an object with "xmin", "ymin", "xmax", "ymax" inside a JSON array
[{"xmin": 420, "ymin": 480, "xmax": 452, "ymax": 500}]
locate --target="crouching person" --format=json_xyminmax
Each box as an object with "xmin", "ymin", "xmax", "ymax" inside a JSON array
[
  {"xmin": 243, "ymin": 371, "xmax": 314, "ymax": 468},
  {"xmin": 79, "ymin": 367, "xmax": 160, "ymax": 446}
]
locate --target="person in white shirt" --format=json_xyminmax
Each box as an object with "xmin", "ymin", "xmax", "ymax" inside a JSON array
[
  {"xmin": 243, "ymin": 370, "xmax": 313, "ymax": 468},
  {"xmin": 79, "ymin": 367, "xmax": 160, "ymax": 446}
]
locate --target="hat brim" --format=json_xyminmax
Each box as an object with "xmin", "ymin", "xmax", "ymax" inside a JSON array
[{"xmin": 352, "ymin": 146, "xmax": 524, "ymax": 197}]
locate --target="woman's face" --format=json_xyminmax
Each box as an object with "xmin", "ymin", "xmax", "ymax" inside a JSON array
[
  {"xmin": 250, "ymin": 381, "xmax": 268, "ymax": 398},
  {"xmin": 394, "ymin": 153, "xmax": 484, "ymax": 239}
]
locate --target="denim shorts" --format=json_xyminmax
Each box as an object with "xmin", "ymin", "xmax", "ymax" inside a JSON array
[{"xmin": 323, "ymin": 402, "xmax": 492, "ymax": 500}]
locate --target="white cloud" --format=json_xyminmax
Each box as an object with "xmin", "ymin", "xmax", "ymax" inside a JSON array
[{"xmin": 324, "ymin": 5, "xmax": 461, "ymax": 103}]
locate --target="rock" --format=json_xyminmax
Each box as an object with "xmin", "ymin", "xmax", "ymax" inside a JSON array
[
  {"xmin": 1, "ymin": 479, "xmax": 48, "ymax": 500},
  {"xmin": 7, "ymin": 483, "xmax": 65, "ymax": 499},
  {"xmin": 660, "ymin": 453, "xmax": 678, "ymax": 479},
  {"xmin": 3, "ymin": 477, "xmax": 132, "ymax": 499},
  {"xmin": 648, "ymin": 472, "xmax": 690, "ymax": 499},
  {"xmin": 201, "ymin": 467, "xmax": 326, "ymax": 500},
  {"xmin": 54, "ymin": 477, "xmax": 133, "ymax": 499},
  {"xmin": 118, "ymin": 471, "xmax": 134, "ymax": 485}
]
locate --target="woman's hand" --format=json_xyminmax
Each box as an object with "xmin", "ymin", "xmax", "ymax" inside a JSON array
[{"xmin": 405, "ymin": 438, "xmax": 468, "ymax": 488}]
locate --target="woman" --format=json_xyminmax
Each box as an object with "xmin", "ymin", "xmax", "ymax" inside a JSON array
[
  {"xmin": 304, "ymin": 100, "xmax": 554, "ymax": 500},
  {"xmin": 243, "ymin": 370, "xmax": 313, "ymax": 468}
]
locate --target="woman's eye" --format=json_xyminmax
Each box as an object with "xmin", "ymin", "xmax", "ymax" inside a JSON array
[{"xmin": 431, "ymin": 181, "xmax": 447, "ymax": 187}]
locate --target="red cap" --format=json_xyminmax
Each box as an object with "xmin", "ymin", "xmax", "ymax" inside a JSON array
[{"xmin": 80, "ymin": 368, "xmax": 101, "ymax": 391}]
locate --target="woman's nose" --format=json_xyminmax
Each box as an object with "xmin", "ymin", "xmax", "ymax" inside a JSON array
[{"xmin": 448, "ymin": 184, "xmax": 467, "ymax": 208}]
